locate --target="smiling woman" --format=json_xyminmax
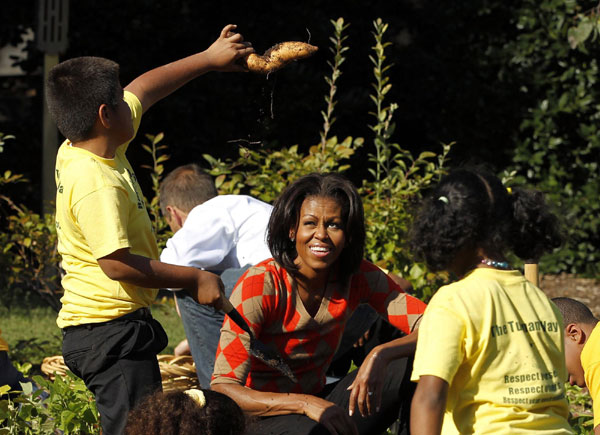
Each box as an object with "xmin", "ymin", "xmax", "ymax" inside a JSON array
[{"xmin": 211, "ymin": 173, "xmax": 427, "ymax": 435}]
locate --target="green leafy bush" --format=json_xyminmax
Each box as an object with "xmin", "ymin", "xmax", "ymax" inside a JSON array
[
  {"xmin": 506, "ymin": 0, "xmax": 600, "ymax": 275},
  {"xmin": 0, "ymin": 374, "xmax": 99, "ymax": 434},
  {"xmin": 566, "ymin": 383, "xmax": 594, "ymax": 434},
  {"xmin": 0, "ymin": 203, "xmax": 61, "ymax": 311},
  {"xmin": 0, "ymin": 135, "xmax": 61, "ymax": 310}
]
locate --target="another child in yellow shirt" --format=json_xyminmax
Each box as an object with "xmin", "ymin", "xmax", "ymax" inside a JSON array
[
  {"xmin": 409, "ymin": 168, "xmax": 572, "ymax": 434},
  {"xmin": 46, "ymin": 24, "xmax": 253, "ymax": 435},
  {"xmin": 552, "ymin": 297, "xmax": 600, "ymax": 433}
]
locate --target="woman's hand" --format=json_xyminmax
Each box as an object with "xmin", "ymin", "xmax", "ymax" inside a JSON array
[
  {"xmin": 347, "ymin": 345, "xmax": 389, "ymax": 418},
  {"xmin": 302, "ymin": 396, "xmax": 358, "ymax": 435}
]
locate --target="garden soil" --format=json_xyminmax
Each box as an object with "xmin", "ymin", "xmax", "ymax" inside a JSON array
[{"xmin": 541, "ymin": 274, "xmax": 600, "ymax": 316}]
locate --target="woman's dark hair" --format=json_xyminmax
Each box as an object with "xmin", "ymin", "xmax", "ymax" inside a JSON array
[
  {"xmin": 409, "ymin": 168, "xmax": 563, "ymax": 271},
  {"xmin": 268, "ymin": 172, "xmax": 365, "ymax": 283},
  {"xmin": 125, "ymin": 389, "xmax": 246, "ymax": 435}
]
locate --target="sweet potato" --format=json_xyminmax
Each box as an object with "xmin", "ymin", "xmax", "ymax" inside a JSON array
[{"xmin": 244, "ymin": 41, "xmax": 318, "ymax": 74}]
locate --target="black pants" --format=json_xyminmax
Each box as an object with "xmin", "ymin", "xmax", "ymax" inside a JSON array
[
  {"xmin": 245, "ymin": 357, "xmax": 414, "ymax": 435},
  {"xmin": 246, "ymin": 318, "xmax": 415, "ymax": 435},
  {"xmin": 62, "ymin": 309, "xmax": 168, "ymax": 435},
  {"xmin": 0, "ymin": 351, "xmax": 30, "ymax": 399}
]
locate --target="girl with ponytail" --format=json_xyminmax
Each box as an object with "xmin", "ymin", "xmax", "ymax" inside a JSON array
[{"xmin": 408, "ymin": 168, "xmax": 571, "ymax": 434}]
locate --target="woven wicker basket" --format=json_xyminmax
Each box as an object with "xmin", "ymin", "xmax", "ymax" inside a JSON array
[
  {"xmin": 41, "ymin": 355, "xmax": 68, "ymax": 379},
  {"xmin": 41, "ymin": 354, "xmax": 200, "ymax": 391}
]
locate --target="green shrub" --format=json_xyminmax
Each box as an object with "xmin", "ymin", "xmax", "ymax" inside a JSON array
[
  {"xmin": 0, "ymin": 374, "xmax": 99, "ymax": 434},
  {"xmin": 0, "ymin": 135, "xmax": 61, "ymax": 310},
  {"xmin": 566, "ymin": 383, "xmax": 594, "ymax": 434},
  {"xmin": 0, "ymin": 203, "xmax": 61, "ymax": 311},
  {"xmin": 507, "ymin": 0, "xmax": 600, "ymax": 275}
]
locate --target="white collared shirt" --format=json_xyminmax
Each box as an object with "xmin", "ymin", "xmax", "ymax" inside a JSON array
[{"xmin": 160, "ymin": 195, "xmax": 272, "ymax": 273}]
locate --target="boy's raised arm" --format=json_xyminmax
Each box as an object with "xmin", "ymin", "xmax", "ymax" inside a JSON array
[{"xmin": 124, "ymin": 24, "xmax": 253, "ymax": 113}]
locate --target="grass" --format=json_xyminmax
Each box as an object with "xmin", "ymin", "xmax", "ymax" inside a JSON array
[{"xmin": 0, "ymin": 297, "xmax": 186, "ymax": 372}]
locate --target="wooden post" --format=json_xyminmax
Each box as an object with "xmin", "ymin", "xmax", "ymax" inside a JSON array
[
  {"xmin": 37, "ymin": 0, "xmax": 69, "ymax": 214},
  {"xmin": 42, "ymin": 54, "xmax": 59, "ymax": 215},
  {"xmin": 524, "ymin": 263, "xmax": 539, "ymax": 287}
]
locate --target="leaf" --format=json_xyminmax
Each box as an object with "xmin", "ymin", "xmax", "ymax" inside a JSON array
[
  {"xmin": 153, "ymin": 132, "xmax": 164, "ymax": 143},
  {"xmin": 568, "ymin": 20, "xmax": 594, "ymax": 49},
  {"xmin": 19, "ymin": 381, "xmax": 33, "ymax": 395}
]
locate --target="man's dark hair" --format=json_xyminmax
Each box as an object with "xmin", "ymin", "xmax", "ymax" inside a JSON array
[
  {"xmin": 159, "ymin": 163, "xmax": 218, "ymax": 216},
  {"xmin": 267, "ymin": 172, "xmax": 365, "ymax": 285},
  {"xmin": 46, "ymin": 56, "xmax": 121, "ymax": 142},
  {"xmin": 552, "ymin": 297, "xmax": 598, "ymax": 326}
]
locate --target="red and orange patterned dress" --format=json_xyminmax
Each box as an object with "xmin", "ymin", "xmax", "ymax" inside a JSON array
[{"xmin": 211, "ymin": 259, "xmax": 426, "ymax": 394}]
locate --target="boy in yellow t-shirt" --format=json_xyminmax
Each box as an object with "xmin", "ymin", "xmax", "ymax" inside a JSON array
[
  {"xmin": 552, "ymin": 297, "xmax": 600, "ymax": 433},
  {"xmin": 46, "ymin": 25, "xmax": 253, "ymax": 435}
]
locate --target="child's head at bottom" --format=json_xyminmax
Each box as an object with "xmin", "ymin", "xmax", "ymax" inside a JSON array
[
  {"xmin": 409, "ymin": 167, "xmax": 563, "ymax": 276},
  {"xmin": 125, "ymin": 388, "xmax": 246, "ymax": 435},
  {"xmin": 552, "ymin": 297, "xmax": 598, "ymax": 388}
]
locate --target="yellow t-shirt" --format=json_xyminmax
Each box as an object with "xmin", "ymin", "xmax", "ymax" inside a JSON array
[
  {"xmin": 581, "ymin": 322, "xmax": 600, "ymax": 428},
  {"xmin": 411, "ymin": 268, "xmax": 571, "ymax": 434},
  {"xmin": 55, "ymin": 91, "xmax": 158, "ymax": 328},
  {"xmin": 0, "ymin": 329, "xmax": 8, "ymax": 352}
]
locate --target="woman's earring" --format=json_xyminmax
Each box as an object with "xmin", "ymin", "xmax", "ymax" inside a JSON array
[{"xmin": 289, "ymin": 233, "xmax": 295, "ymax": 243}]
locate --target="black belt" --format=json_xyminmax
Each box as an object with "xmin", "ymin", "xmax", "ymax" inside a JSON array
[{"xmin": 62, "ymin": 307, "xmax": 152, "ymax": 334}]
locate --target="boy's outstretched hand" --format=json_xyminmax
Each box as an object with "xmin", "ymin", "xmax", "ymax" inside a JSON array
[{"xmin": 204, "ymin": 24, "xmax": 254, "ymax": 72}]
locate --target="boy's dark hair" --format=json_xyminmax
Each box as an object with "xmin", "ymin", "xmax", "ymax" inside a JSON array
[
  {"xmin": 159, "ymin": 163, "xmax": 218, "ymax": 216},
  {"xmin": 268, "ymin": 172, "xmax": 365, "ymax": 284},
  {"xmin": 46, "ymin": 56, "xmax": 121, "ymax": 142},
  {"xmin": 125, "ymin": 389, "xmax": 246, "ymax": 435},
  {"xmin": 552, "ymin": 297, "xmax": 598, "ymax": 326},
  {"xmin": 409, "ymin": 168, "xmax": 563, "ymax": 272}
]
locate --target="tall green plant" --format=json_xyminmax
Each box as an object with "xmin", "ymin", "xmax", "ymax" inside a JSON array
[
  {"xmin": 360, "ymin": 19, "xmax": 451, "ymax": 301},
  {"xmin": 140, "ymin": 132, "xmax": 172, "ymax": 249},
  {"xmin": 319, "ymin": 18, "xmax": 350, "ymax": 155}
]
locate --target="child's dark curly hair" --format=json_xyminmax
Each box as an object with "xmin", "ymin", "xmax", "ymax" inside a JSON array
[
  {"xmin": 409, "ymin": 168, "xmax": 563, "ymax": 272},
  {"xmin": 125, "ymin": 389, "xmax": 246, "ymax": 435}
]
